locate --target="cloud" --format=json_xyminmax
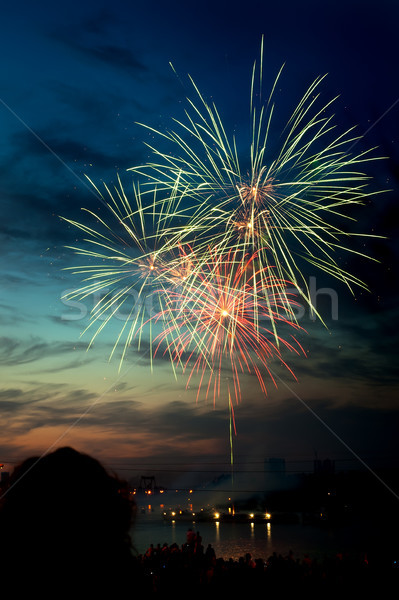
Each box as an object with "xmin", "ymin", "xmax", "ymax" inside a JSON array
[
  {"xmin": 0, "ymin": 305, "xmax": 36, "ymax": 327},
  {"xmin": 0, "ymin": 375, "xmax": 397, "ymax": 493},
  {"xmin": 47, "ymin": 80, "xmax": 149, "ymax": 120},
  {"xmin": 79, "ymin": 9, "xmax": 119, "ymax": 36},
  {"xmin": 1, "ymin": 273, "xmax": 43, "ymax": 288},
  {"xmin": 80, "ymin": 44, "xmax": 148, "ymax": 73},
  {"xmin": 0, "ymin": 122, "xmax": 149, "ymax": 252},
  {"xmin": 0, "ymin": 336, "xmax": 91, "ymax": 367},
  {"xmin": 0, "ymin": 379, "xmax": 221, "ymax": 451},
  {"xmin": 0, "ymin": 388, "xmax": 25, "ymax": 400},
  {"xmin": 5, "ymin": 128, "xmax": 128, "ymax": 174},
  {"xmin": 49, "ymin": 13, "xmax": 148, "ymax": 77},
  {"xmin": 33, "ymin": 357, "xmax": 97, "ymax": 374}
]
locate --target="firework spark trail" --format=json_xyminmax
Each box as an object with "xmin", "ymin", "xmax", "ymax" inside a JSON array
[
  {"xmin": 61, "ymin": 41, "xmax": 383, "ymax": 459},
  {"xmin": 61, "ymin": 174, "xmax": 305, "ymax": 391},
  {"xmin": 146, "ymin": 247, "xmax": 306, "ymax": 406},
  {"xmin": 129, "ymin": 42, "xmax": 385, "ymax": 331},
  {"xmin": 60, "ymin": 175, "xmax": 190, "ymax": 372}
]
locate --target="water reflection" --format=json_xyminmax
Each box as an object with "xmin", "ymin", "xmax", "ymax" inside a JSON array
[
  {"xmin": 214, "ymin": 520, "xmax": 220, "ymax": 543},
  {"xmin": 133, "ymin": 511, "xmax": 370, "ymax": 562},
  {"xmin": 250, "ymin": 522, "xmax": 255, "ymax": 539}
]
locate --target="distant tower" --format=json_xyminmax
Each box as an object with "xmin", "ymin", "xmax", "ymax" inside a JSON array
[{"xmin": 138, "ymin": 476, "xmax": 156, "ymax": 495}]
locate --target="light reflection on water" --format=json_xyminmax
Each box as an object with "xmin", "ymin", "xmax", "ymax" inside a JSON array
[{"xmin": 130, "ymin": 511, "xmax": 368, "ymax": 561}]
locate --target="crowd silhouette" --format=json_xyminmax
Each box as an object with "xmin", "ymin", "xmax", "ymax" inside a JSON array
[
  {"xmin": 134, "ymin": 530, "xmax": 394, "ymax": 596},
  {"xmin": 0, "ymin": 447, "xmax": 396, "ymax": 597}
]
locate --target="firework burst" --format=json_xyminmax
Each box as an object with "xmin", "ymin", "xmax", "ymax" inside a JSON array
[
  {"xmin": 61, "ymin": 40, "xmax": 384, "ymax": 440},
  {"xmin": 129, "ymin": 40, "xmax": 383, "ymax": 326},
  {"xmin": 61, "ymin": 174, "xmax": 190, "ymax": 370},
  {"xmin": 147, "ymin": 246, "xmax": 306, "ymax": 405}
]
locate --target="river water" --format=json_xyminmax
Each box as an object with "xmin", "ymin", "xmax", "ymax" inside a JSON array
[{"xmin": 130, "ymin": 510, "xmax": 381, "ymax": 562}]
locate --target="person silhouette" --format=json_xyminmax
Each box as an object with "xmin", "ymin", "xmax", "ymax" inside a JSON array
[{"xmin": 0, "ymin": 446, "xmax": 138, "ymax": 597}]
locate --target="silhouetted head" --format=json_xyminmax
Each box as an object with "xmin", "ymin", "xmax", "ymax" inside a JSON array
[{"xmin": 0, "ymin": 447, "xmax": 136, "ymax": 595}]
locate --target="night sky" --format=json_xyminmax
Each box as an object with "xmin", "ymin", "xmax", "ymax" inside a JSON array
[{"xmin": 1, "ymin": 0, "xmax": 398, "ymax": 495}]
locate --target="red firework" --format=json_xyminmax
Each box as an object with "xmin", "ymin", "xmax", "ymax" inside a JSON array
[{"xmin": 149, "ymin": 246, "xmax": 306, "ymax": 405}]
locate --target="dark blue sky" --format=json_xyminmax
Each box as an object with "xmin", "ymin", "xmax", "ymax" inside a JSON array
[{"xmin": 0, "ymin": 0, "xmax": 398, "ymax": 493}]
